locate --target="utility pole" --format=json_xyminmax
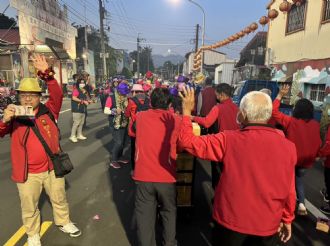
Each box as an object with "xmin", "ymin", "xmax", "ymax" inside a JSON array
[
  {"xmin": 137, "ymin": 33, "xmax": 141, "ymax": 78},
  {"xmin": 195, "ymin": 24, "xmax": 199, "ymax": 52},
  {"xmin": 99, "ymin": 0, "xmax": 107, "ymax": 79},
  {"xmin": 84, "ymin": 0, "xmax": 89, "ymax": 73},
  {"xmin": 147, "ymin": 49, "xmax": 150, "ymax": 72}
]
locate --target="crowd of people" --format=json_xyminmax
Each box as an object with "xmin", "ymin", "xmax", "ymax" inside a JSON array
[{"xmin": 1, "ymin": 54, "xmax": 330, "ymax": 246}]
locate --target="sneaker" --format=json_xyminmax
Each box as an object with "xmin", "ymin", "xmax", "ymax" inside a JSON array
[
  {"xmin": 118, "ymin": 159, "xmax": 129, "ymax": 164},
  {"xmin": 320, "ymin": 188, "xmax": 330, "ymax": 203},
  {"xmin": 297, "ymin": 203, "xmax": 308, "ymax": 216},
  {"xmin": 69, "ymin": 136, "xmax": 78, "ymax": 143},
  {"xmin": 58, "ymin": 222, "xmax": 82, "ymax": 237},
  {"xmin": 77, "ymin": 135, "xmax": 87, "ymax": 140},
  {"xmin": 27, "ymin": 234, "xmax": 41, "ymax": 246},
  {"xmin": 320, "ymin": 205, "xmax": 330, "ymax": 216},
  {"xmin": 110, "ymin": 161, "xmax": 121, "ymax": 169}
]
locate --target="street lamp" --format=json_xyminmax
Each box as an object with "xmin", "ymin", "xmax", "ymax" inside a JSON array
[{"xmin": 169, "ymin": 0, "xmax": 206, "ymax": 72}]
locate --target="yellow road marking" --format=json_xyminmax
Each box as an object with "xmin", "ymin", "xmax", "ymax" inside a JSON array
[
  {"xmin": 4, "ymin": 221, "xmax": 53, "ymax": 246},
  {"xmin": 4, "ymin": 225, "xmax": 26, "ymax": 246},
  {"xmin": 23, "ymin": 221, "xmax": 53, "ymax": 246}
]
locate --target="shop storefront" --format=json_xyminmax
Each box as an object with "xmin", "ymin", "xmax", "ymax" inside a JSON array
[{"xmin": 9, "ymin": 0, "xmax": 77, "ymax": 86}]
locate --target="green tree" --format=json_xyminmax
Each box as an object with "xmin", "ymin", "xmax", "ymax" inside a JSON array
[
  {"xmin": 121, "ymin": 67, "xmax": 133, "ymax": 78},
  {"xmin": 129, "ymin": 47, "xmax": 154, "ymax": 75},
  {"xmin": 0, "ymin": 14, "xmax": 17, "ymax": 29}
]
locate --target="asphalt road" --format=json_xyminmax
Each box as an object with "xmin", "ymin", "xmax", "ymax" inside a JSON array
[{"xmin": 0, "ymin": 99, "xmax": 329, "ymax": 246}]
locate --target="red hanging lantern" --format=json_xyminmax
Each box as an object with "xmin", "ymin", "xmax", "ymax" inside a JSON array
[
  {"xmin": 250, "ymin": 22, "xmax": 258, "ymax": 32},
  {"xmin": 238, "ymin": 31, "xmax": 245, "ymax": 38},
  {"xmin": 233, "ymin": 34, "xmax": 240, "ymax": 40},
  {"xmin": 279, "ymin": 0, "xmax": 292, "ymax": 13},
  {"xmin": 244, "ymin": 27, "xmax": 252, "ymax": 34},
  {"xmin": 259, "ymin": 16, "xmax": 269, "ymax": 26},
  {"xmin": 268, "ymin": 9, "xmax": 279, "ymax": 20},
  {"xmin": 224, "ymin": 39, "xmax": 230, "ymax": 44},
  {"xmin": 229, "ymin": 36, "xmax": 235, "ymax": 42}
]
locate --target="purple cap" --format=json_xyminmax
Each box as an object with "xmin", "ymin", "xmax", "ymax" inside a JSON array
[
  {"xmin": 177, "ymin": 75, "xmax": 187, "ymax": 83},
  {"xmin": 169, "ymin": 87, "xmax": 178, "ymax": 97},
  {"xmin": 117, "ymin": 82, "xmax": 130, "ymax": 95}
]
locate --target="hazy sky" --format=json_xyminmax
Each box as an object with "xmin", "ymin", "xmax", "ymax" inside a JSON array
[{"xmin": 1, "ymin": 0, "xmax": 270, "ymax": 58}]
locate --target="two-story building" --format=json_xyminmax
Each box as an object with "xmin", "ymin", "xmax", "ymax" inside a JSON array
[
  {"xmin": 266, "ymin": 0, "xmax": 330, "ymax": 106},
  {"xmin": 183, "ymin": 50, "xmax": 227, "ymax": 78}
]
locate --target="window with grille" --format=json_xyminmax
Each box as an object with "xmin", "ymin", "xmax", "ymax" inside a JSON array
[
  {"xmin": 323, "ymin": 0, "xmax": 330, "ymax": 22},
  {"xmin": 310, "ymin": 84, "xmax": 326, "ymax": 102},
  {"xmin": 286, "ymin": 3, "xmax": 307, "ymax": 33}
]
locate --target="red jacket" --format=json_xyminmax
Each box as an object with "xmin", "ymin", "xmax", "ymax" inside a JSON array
[
  {"xmin": 133, "ymin": 109, "xmax": 180, "ymax": 183},
  {"xmin": 200, "ymin": 86, "xmax": 217, "ymax": 117},
  {"xmin": 0, "ymin": 78, "xmax": 63, "ymax": 183},
  {"xmin": 194, "ymin": 98, "xmax": 239, "ymax": 132},
  {"xmin": 272, "ymin": 99, "xmax": 321, "ymax": 168},
  {"xmin": 178, "ymin": 116, "xmax": 297, "ymax": 236},
  {"xmin": 125, "ymin": 94, "xmax": 148, "ymax": 137},
  {"xmin": 318, "ymin": 127, "xmax": 330, "ymax": 168}
]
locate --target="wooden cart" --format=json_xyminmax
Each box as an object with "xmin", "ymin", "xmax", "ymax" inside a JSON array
[{"xmin": 176, "ymin": 123, "xmax": 200, "ymax": 210}]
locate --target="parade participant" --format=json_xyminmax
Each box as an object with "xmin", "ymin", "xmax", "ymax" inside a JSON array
[
  {"xmin": 197, "ymin": 77, "xmax": 217, "ymax": 117},
  {"xmin": 125, "ymin": 83, "xmax": 150, "ymax": 171},
  {"xmin": 69, "ymin": 78, "xmax": 90, "ymax": 143},
  {"xmin": 192, "ymin": 83, "xmax": 239, "ymax": 131},
  {"xmin": 178, "ymin": 87, "xmax": 296, "ymax": 246},
  {"xmin": 0, "ymin": 55, "xmax": 81, "ymax": 246},
  {"xmin": 133, "ymin": 88, "xmax": 179, "ymax": 246},
  {"xmin": 0, "ymin": 87, "xmax": 12, "ymax": 117},
  {"xmin": 192, "ymin": 83, "xmax": 239, "ymax": 188},
  {"xmin": 272, "ymin": 85, "xmax": 321, "ymax": 216},
  {"xmin": 142, "ymin": 83, "xmax": 152, "ymax": 96},
  {"xmin": 318, "ymin": 126, "xmax": 330, "ymax": 215},
  {"xmin": 260, "ymin": 88, "xmax": 277, "ymax": 126},
  {"xmin": 108, "ymin": 82, "xmax": 130, "ymax": 169},
  {"xmin": 82, "ymin": 72, "xmax": 92, "ymax": 129}
]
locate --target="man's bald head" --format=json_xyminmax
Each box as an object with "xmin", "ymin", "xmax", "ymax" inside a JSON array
[{"xmin": 240, "ymin": 91, "xmax": 272, "ymax": 123}]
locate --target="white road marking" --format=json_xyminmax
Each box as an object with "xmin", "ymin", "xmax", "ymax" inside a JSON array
[
  {"xmin": 200, "ymin": 232, "xmax": 212, "ymax": 246},
  {"xmin": 305, "ymin": 199, "xmax": 328, "ymax": 220},
  {"xmin": 59, "ymin": 109, "xmax": 71, "ymax": 114}
]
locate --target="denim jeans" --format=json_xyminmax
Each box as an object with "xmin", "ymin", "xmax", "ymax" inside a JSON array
[
  {"xmin": 295, "ymin": 167, "xmax": 307, "ymax": 204},
  {"xmin": 111, "ymin": 127, "xmax": 127, "ymax": 162}
]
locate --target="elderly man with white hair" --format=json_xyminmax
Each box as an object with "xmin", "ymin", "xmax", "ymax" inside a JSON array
[{"xmin": 178, "ymin": 87, "xmax": 297, "ymax": 246}]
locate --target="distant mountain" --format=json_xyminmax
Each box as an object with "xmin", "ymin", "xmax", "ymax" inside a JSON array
[{"xmin": 152, "ymin": 54, "xmax": 185, "ymax": 68}]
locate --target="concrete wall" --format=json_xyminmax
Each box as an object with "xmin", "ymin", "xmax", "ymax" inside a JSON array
[
  {"xmin": 215, "ymin": 62, "xmax": 235, "ymax": 85},
  {"xmin": 266, "ymin": 0, "xmax": 330, "ymax": 65}
]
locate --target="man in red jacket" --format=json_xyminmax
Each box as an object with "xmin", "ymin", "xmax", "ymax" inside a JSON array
[
  {"xmin": 319, "ymin": 126, "xmax": 330, "ymax": 215},
  {"xmin": 272, "ymin": 85, "xmax": 321, "ymax": 216},
  {"xmin": 193, "ymin": 83, "xmax": 239, "ymax": 189},
  {"xmin": 133, "ymin": 88, "xmax": 179, "ymax": 246},
  {"xmin": 178, "ymin": 87, "xmax": 296, "ymax": 246},
  {"xmin": 125, "ymin": 83, "xmax": 150, "ymax": 172},
  {"xmin": 0, "ymin": 55, "xmax": 81, "ymax": 246}
]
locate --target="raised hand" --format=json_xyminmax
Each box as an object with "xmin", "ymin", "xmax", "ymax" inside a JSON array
[
  {"xmin": 179, "ymin": 86, "xmax": 195, "ymax": 116},
  {"xmin": 2, "ymin": 104, "xmax": 16, "ymax": 123},
  {"xmin": 31, "ymin": 54, "xmax": 48, "ymax": 73},
  {"xmin": 277, "ymin": 84, "xmax": 290, "ymax": 99}
]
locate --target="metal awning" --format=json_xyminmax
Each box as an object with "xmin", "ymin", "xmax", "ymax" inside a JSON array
[
  {"xmin": 34, "ymin": 44, "xmax": 70, "ymax": 60},
  {"xmin": 278, "ymin": 75, "xmax": 293, "ymax": 83}
]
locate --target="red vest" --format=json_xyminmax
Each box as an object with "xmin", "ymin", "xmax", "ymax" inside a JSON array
[{"xmin": 200, "ymin": 86, "xmax": 217, "ymax": 116}]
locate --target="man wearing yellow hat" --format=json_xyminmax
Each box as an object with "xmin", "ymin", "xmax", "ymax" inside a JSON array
[{"xmin": 0, "ymin": 54, "xmax": 81, "ymax": 246}]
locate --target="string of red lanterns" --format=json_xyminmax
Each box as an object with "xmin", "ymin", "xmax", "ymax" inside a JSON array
[{"xmin": 192, "ymin": 0, "xmax": 301, "ymax": 71}]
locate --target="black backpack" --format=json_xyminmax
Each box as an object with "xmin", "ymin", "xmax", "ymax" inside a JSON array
[
  {"xmin": 131, "ymin": 96, "xmax": 150, "ymax": 133},
  {"xmin": 131, "ymin": 96, "xmax": 150, "ymax": 113}
]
